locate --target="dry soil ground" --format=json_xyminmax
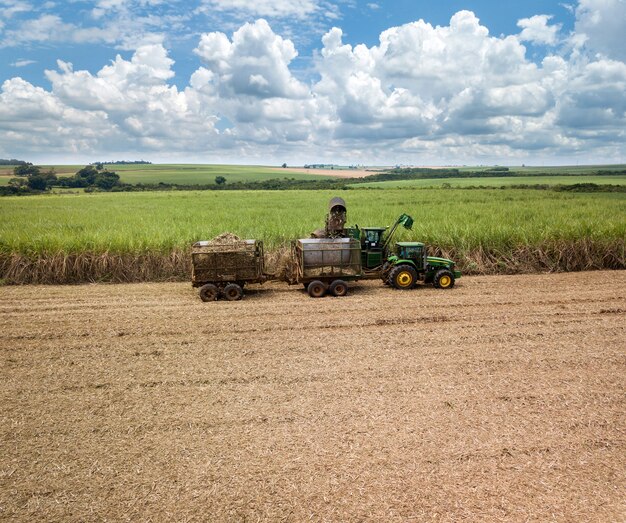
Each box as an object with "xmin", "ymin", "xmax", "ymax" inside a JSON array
[
  {"xmin": 1, "ymin": 272, "xmax": 625, "ymax": 522},
  {"xmin": 273, "ymin": 168, "xmax": 381, "ymax": 178},
  {"xmin": 273, "ymin": 166, "xmax": 445, "ymax": 178}
]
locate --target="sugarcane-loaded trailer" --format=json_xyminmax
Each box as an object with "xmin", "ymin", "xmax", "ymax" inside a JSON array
[{"xmin": 191, "ymin": 239, "xmax": 266, "ymax": 301}]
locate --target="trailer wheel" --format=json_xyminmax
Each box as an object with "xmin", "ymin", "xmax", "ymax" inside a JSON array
[
  {"xmin": 329, "ymin": 279, "xmax": 348, "ymax": 297},
  {"xmin": 433, "ymin": 269, "xmax": 455, "ymax": 289},
  {"xmin": 223, "ymin": 283, "xmax": 244, "ymax": 301},
  {"xmin": 199, "ymin": 283, "xmax": 219, "ymax": 302},
  {"xmin": 390, "ymin": 265, "xmax": 418, "ymax": 290},
  {"xmin": 307, "ymin": 280, "xmax": 327, "ymax": 298}
]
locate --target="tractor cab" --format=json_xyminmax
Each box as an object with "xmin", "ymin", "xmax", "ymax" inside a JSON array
[
  {"xmin": 394, "ymin": 242, "xmax": 427, "ymax": 270},
  {"xmin": 360, "ymin": 227, "xmax": 387, "ymax": 269},
  {"xmin": 345, "ymin": 213, "xmax": 415, "ymax": 273}
]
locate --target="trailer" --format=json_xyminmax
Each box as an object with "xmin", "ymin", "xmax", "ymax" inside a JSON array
[
  {"xmin": 191, "ymin": 239, "xmax": 265, "ymax": 301},
  {"xmin": 291, "ymin": 238, "xmax": 362, "ymax": 297}
]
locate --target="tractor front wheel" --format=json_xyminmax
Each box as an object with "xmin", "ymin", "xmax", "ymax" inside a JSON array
[
  {"xmin": 433, "ymin": 269, "xmax": 455, "ymax": 289},
  {"xmin": 390, "ymin": 265, "xmax": 417, "ymax": 290},
  {"xmin": 199, "ymin": 283, "xmax": 219, "ymax": 302},
  {"xmin": 307, "ymin": 280, "xmax": 327, "ymax": 298}
]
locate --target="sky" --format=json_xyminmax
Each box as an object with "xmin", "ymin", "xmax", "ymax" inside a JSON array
[{"xmin": 0, "ymin": 0, "xmax": 625, "ymax": 165}]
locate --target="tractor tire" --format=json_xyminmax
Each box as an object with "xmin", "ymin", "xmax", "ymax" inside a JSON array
[
  {"xmin": 433, "ymin": 269, "xmax": 455, "ymax": 289},
  {"xmin": 329, "ymin": 279, "xmax": 348, "ymax": 297},
  {"xmin": 222, "ymin": 283, "xmax": 244, "ymax": 301},
  {"xmin": 307, "ymin": 280, "xmax": 327, "ymax": 298},
  {"xmin": 390, "ymin": 265, "xmax": 418, "ymax": 290},
  {"xmin": 199, "ymin": 283, "xmax": 219, "ymax": 302}
]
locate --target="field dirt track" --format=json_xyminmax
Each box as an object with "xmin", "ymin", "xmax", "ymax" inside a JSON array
[{"xmin": 1, "ymin": 271, "xmax": 625, "ymax": 522}]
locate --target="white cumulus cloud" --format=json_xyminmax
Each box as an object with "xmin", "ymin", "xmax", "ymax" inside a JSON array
[
  {"xmin": 1, "ymin": 9, "xmax": 625, "ymax": 164},
  {"xmin": 517, "ymin": 14, "xmax": 561, "ymax": 45},
  {"xmin": 194, "ymin": 19, "xmax": 308, "ymax": 99},
  {"xmin": 0, "ymin": 2, "xmax": 173, "ymax": 50},
  {"xmin": 0, "ymin": 0, "xmax": 31, "ymax": 18},
  {"xmin": 575, "ymin": 0, "xmax": 626, "ymax": 61}
]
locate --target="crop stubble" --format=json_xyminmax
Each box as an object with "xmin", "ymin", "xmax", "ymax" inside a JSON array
[{"xmin": 1, "ymin": 271, "xmax": 625, "ymax": 521}]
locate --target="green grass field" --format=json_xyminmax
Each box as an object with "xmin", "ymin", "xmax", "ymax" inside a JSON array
[{"xmin": 357, "ymin": 174, "xmax": 626, "ymax": 188}]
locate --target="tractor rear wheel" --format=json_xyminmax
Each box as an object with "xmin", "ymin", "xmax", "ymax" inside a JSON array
[
  {"xmin": 199, "ymin": 283, "xmax": 219, "ymax": 302},
  {"xmin": 434, "ymin": 269, "xmax": 455, "ymax": 289},
  {"xmin": 307, "ymin": 280, "xmax": 327, "ymax": 298},
  {"xmin": 329, "ymin": 279, "xmax": 348, "ymax": 297},
  {"xmin": 390, "ymin": 265, "xmax": 418, "ymax": 290},
  {"xmin": 223, "ymin": 283, "xmax": 244, "ymax": 301}
]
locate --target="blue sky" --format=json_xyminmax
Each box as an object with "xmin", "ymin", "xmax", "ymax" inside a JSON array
[{"xmin": 0, "ymin": 0, "xmax": 624, "ymax": 165}]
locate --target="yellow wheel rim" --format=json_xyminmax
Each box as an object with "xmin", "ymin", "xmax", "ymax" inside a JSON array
[
  {"xmin": 397, "ymin": 272, "xmax": 413, "ymax": 287},
  {"xmin": 439, "ymin": 275, "xmax": 451, "ymax": 287}
]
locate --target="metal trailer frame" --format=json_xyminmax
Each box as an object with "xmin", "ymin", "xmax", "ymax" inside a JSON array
[{"xmin": 292, "ymin": 238, "xmax": 363, "ymax": 297}]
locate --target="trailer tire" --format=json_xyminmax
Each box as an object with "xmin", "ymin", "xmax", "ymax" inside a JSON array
[
  {"xmin": 329, "ymin": 280, "xmax": 348, "ymax": 297},
  {"xmin": 390, "ymin": 265, "xmax": 418, "ymax": 290},
  {"xmin": 307, "ymin": 280, "xmax": 327, "ymax": 298},
  {"xmin": 433, "ymin": 269, "xmax": 455, "ymax": 289},
  {"xmin": 223, "ymin": 283, "xmax": 244, "ymax": 301},
  {"xmin": 199, "ymin": 283, "xmax": 219, "ymax": 302}
]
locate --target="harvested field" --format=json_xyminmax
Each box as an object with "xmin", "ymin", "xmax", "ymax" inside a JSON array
[
  {"xmin": 274, "ymin": 167, "xmax": 383, "ymax": 178},
  {"xmin": 1, "ymin": 271, "xmax": 625, "ymax": 521}
]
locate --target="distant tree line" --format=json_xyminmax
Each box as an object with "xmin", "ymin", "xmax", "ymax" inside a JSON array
[
  {"xmin": 104, "ymin": 178, "xmax": 351, "ymax": 192},
  {"xmin": 1, "ymin": 164, "xmax": 121, "ymax": 195},
  {"xmin": 90, "ymin": 160, "xmax": 152, "ymax": 165},
  {"xmin": 5, "ymin": 164, "xmax": 59, "ymax": 192},
  {"xmin": 361, "ymin": 166, "xmax": 626, "ymax": 182},
  {"xmin": 0, "ymin": 159, "xmax": 29, "ymax": 166},
  {"xmin": 57, "ymin": 165, "xmax": 121, "ymax": 190},
  {"xmin": 531, "ymin": 183, "xmax": 625, "ymax": 192}
]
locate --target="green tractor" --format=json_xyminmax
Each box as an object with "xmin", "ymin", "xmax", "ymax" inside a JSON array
[
  {"xmin": 382, "ymin": 242, "xmax": 461, "ymax": 290},
  {"xmin": 348, "ymin": 214, "xmax": 461, "ymax": 290}
]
